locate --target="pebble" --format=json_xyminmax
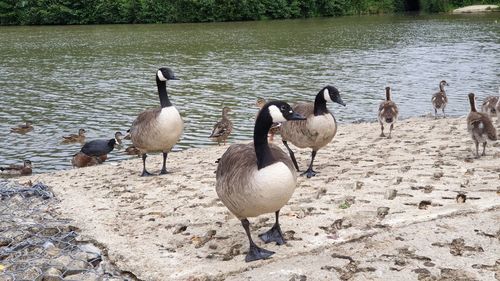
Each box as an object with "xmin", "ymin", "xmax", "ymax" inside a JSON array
[
  {"xmin": 385, "ymin": 189, "xmax": 397, "ymax": 200},
  {"xmin": 377, "ymin": 207, "xmax": 390, "ymax": 219}
]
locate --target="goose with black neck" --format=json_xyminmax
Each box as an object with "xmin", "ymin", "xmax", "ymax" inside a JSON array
[
  {"xmin": 280, "ymin": 85, "xmax": 346, "ymax": 178},
  {"xmin": 129, "ymin": 67, "xmax": 184, "ymax": 176},
  {"xmin": 215, "ymin": 100, "xmax": 305, "ymax": 262}
]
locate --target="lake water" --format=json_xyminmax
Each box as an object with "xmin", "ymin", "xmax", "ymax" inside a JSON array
[{"xmin": 0, "ymin": 14, "xmax": 499, "ymax": 173}]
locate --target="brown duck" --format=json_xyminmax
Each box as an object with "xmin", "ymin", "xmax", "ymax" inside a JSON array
[
  {"xmin": 209, "ymin": 106, "xmax": 233, "ymax": 145},
  {"xmin": 62, "ymin": 128, "xmax": 86, "ymax": 143},
  {"xmin": 10, "ymin": 121, "xmax": 33, "ymax": 134},
  {"xmin": 378, "ymin": 86, "xmax": 399, "ymax": 138},
  {"xmin": 431, "ymin": 80, "xmax": 449, "ymax": 118},
  {"xmin": 0, "ymin": 160, "xmax": 33, "ymax": 176},
  {"xmin": 466, "ymin": 93, "xmax": 497, "ymax": 158}
]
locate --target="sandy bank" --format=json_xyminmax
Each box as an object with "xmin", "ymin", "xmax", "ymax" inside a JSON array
[
  {"xmin": 452, "ymin": 5, "xmax": 499, "ymax": 14},
  {"xmin": 23, "ymin": 117, "xmax": 500, "ymax": 281}
]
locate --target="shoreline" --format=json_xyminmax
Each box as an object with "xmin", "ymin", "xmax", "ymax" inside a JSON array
[{"xmin": 18, "ymin": 116, "xmax": 500, "ymax": 280}]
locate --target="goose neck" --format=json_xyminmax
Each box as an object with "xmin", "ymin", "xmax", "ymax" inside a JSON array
[
  {"xmin": 157, "ymin": 79, "xmax": 172, "ymax": 108},
  {"xmin": 314, "ymin": 94, "xmax": 328, "ymax": 116},
  {"xmin": 469, "ymin": 94, "xmax": 477, "ymax": 112},
  {"xmin": 253, "ymin": 114, "xmax": 274, "ymax": 170}
]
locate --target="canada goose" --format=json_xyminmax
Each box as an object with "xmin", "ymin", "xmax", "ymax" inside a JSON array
[
  {"xmin": 129, "ymin": 67, "xmax": 184, "ymax": 176},
  {"xmin": 378, "ymin": 87, "xmax": 399, "ymax": 138},
  {"xmin": 256, "ymin": 98, "xmax": 281, "ymax": 142},
  {"xmin": 280, "ymin": 85, "xmax": 346, "ymax": 178},
  {"xmin": 61, "ymin": 128, "xmax": 86, "ymax": 143},
  {"xmin": 71, "ymin": 152, "xmax": 106, "ymax": 168},
  {"xmin": 10, "ymin": 121, "xmax": 33, "ymax": 134},
  {"xmin": 481, "ymin": 96, "xmax": 498, "ymax": 117},
  {"xmin": 216, "ymin": 101, "xmax": 305, "ymax": 262},
  {"xmin": 431, "ymin": 80, "xmax": 449, "ymax": 118},
  {"xmin": 466, "ymin": 93, "xmax": 497, "ymax": 158},
  {"xmin": 0, "ymin": 160, "xmax": 32, "ymax": 176},
  {"xmin": 209, "ymin": 106, "xmax": 233, "ymax": 145}
]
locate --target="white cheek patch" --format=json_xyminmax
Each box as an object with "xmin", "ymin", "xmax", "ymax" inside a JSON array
[
  {"xmin": 380, "ymin": 109, "xmax": 385, "ymax": 115},
  {"xmin": 323, "ymin": 88, "xmax": 332, "ymax": 102},
  {"xmin": 157, "ymin": 70, "xmax": 167, "ymax": 81},
  {"xmin": 268, "ymin": 105, "xmax": 287, "ymax": 123}
]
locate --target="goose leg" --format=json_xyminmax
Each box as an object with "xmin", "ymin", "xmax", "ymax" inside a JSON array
[
  {"xmin": 159, "ymin": 152, "xmax": 169, "ymax": 175},
  {"xmin": 301, "ymin": 150, "xmax": 317, "ymax": 178},
  {"xmin": 474, "ymin": 140, "xmax": 480, "ymax": 158},
  {"xmin": 443, "ymin": 108, "xmax": 446, "ymax": 118},
  {"xmin": 259, "ymin": 210, "xmax": 286, "ymax": 245},
  {"xmin": 242, "ymin": 219, "xmax": 274, "ymax": 262},
  {"xmin": 380, "ymin": 123, "xmax": 385, "ymax": 137},
  {"xmin": 282, "ymin": 141, "xmax": 300, "ymax": 172},
  {"xmin": 141, "ymin": 154, "xmax": 153, "ymax": 176},
  {"xmin": 434, "ymin": 108, "xmax": 438, "ymax": 119},
  {"xmin": 388, "ymin": 124, "xmax": 394, "ymax": 139},
  {"xmin": 481, "ymin": 142, "xmax": 487, "ymax": 156}
]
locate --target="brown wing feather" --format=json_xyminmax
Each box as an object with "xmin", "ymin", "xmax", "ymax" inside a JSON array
[
  {"xmin": 129, "ymin": 108, "xmax": 161, "ymax": 148},
  {"xmin": 432, "ymin": 92, "xmax": 448, "ymax": 109},
  {"xmin": 215, "ymin": 142, "xmax": 294, "ymax": 217},
  {"xmin": 467, "ymin": 112, "xmax": 497, "ymax": 141}
]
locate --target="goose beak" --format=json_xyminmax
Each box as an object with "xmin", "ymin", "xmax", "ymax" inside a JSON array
[
  {"xmin": 289, "ymin": 112, "xmax": 306, "ymax": 121},
  {"xmin": 171, "ymin": 76, "xmax": 180, "ymax": 80}
]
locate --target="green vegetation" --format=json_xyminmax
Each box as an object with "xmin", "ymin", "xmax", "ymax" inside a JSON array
[{"xmin": 0, "ymin": 0, "xmax": 499, "ymax": 25}]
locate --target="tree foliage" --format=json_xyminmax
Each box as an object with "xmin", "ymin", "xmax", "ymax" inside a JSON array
[{"xmin": 0, "ymin": 0, "xmax": 499, "ymax": 25}]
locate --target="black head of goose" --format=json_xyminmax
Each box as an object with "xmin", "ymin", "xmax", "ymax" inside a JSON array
[
  {"xmin": 466, "ymin": 93, "xmax": 497, "ymax": 158},
  {"xmin": 280, "ymin": 85, "xmax": 345, "ymax": 178},
  {"xmin": 129, "ymin": 67, "xmax": 184, "ymax": 176},
  {"xmin": 216, "ymin": 100, "xmax": 305, "ymax": 262},
  {"xmin": 378, "ymin": 86, "xmax": 399, "ymax": 138},
  {"xmin": 431, "ymin": 80, "xmax": 449, "ymax": 118}
]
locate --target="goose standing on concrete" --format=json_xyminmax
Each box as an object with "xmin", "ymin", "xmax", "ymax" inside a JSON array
[
  {"xmin": 378, "ymin": 86, "xmax": 399, "ymax": 138},
  {"xmin": 216, "ymin": 101, "xmax": 305, "ymax": 262},
  {"xmin": 129, "ymin": 67, "xmax": 184, "ymax": 176},
  {"xmin": 431, "ymin": 80, "xmax": 449, "ymax": 118},
  {"xmin": 209, "ymin": 106, "xmax": 233, "ymax": 145},
  {"xmin": 280, "ymin": 85, "xmax": 345, "ymax": 178},
  {"xmin": 466, "ymin": 93, "xmax": 497, "ymax": 158}
]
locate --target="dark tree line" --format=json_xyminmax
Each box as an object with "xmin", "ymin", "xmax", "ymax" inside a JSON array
[{"xmin": 0, "ymin": 0, "xmax": 498, "ymax": 25}]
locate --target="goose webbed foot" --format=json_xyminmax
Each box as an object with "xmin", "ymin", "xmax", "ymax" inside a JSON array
[
  {"xmin": 245, "ymin": 244, "xmax": 274, "ymax": 262},
  {"xmin": 301, "ymin": 168, "xmax": 317, "ymax": 178},
  {"xmin": 259, "ymin": 223, "xmax": 286, "ymax": 245},
  {"xmin": 380, "ymin": 133, "xmax": 386, "ymax": 137},
  {"xmin": 159, "ymin": 168, "xmax": 170, "ymax": 175},
  {"xmin": 141, "ymin": 170, "xmax": 153, "ymax": 177}
]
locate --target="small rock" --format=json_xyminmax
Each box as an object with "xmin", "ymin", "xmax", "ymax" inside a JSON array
[
  {"xmin": 456, "ymin": 193, "xmax": 466, "ymax": 203},
  {"xmin": 450, "ymin": 238, "xmax": 465, "ymax": 256},
  {"xmin": 43, "ymin": 241, "xmax": 60, "ymax": 257},
  {"xmin": 394, "ymin": 258, "xmax": 406, "ymax": 266},
  {"xmin": 400, "ymin": 166, "xmax": 411, "ymax": 173},
  {"xmin": 289, "ymin": 274, "xmax": 307, "ymax": 281},
  {"xmin": 377, "ymin": 207, "xmax": 390, "ymax": 219},
  {"xmin": 418, "ymin": 201, "xmax": 432, "ymax": 210},
  {"xmin": 393, "ymin": 177, "xmax": 403, "ymax": 185},
  {"xmin": 385, "ymin": 189, "xmax": 397, "ymax": 200},
  {"xmin": 433, "ymin": 171, "xmax": 444, "ymax": 180},
  {"xmin": 354, "ymin": 181, "xmax": 364, "ymax": 190},
  {"xmin": 43, "ymin": 267, "xmax": 62, "ymax": 281},
  {"xmin": 173, "ymin": 224, "xmax": 187, "ymax": 234}
]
